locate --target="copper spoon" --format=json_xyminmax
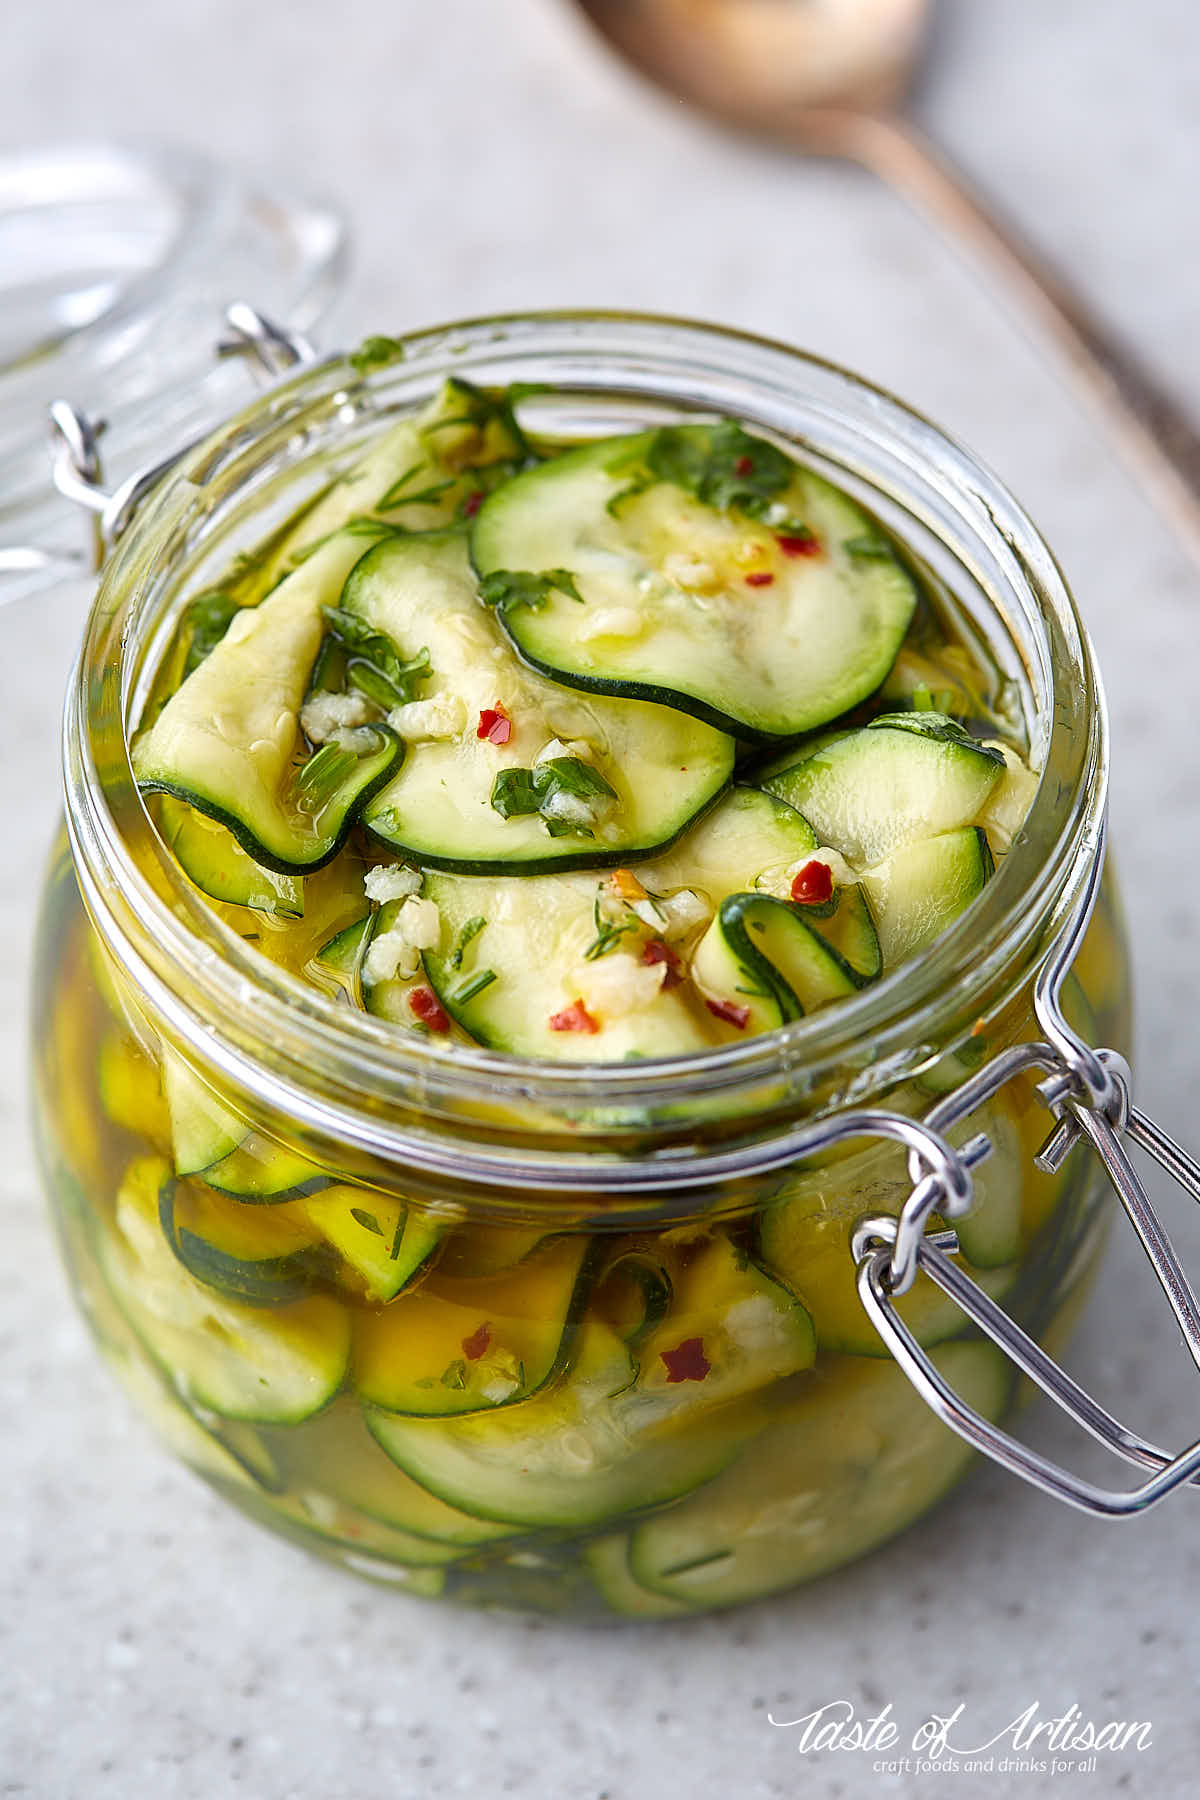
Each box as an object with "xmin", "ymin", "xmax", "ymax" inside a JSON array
[{"xmin": 573, "ymin": 0, "xmax": 1200, "ymax": 562}]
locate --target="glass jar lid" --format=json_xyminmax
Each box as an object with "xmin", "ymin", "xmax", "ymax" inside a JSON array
[{"xmin": 0, "ymin": 141, "xmax": 345, "ymax": 595}]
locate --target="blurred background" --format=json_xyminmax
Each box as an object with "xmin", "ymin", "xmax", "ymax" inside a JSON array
[{"xmin": 4, "ymin": 3, "xmax": 1200, "ymax": 1796}]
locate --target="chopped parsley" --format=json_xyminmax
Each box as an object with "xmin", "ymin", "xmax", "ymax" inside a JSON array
[
  {"xmin": 183, "ymin": 590, "xmax": 240, "ymax": 676},
  {"xmin": 490, "ymin": 757, "xmax": 617, "ymax": 839},
  {"xmin": 319, "ymin": 606, "xmax": 432, "ymax": 708},
  {"xmin": 478, "ymin": 567, "xmax": 583, "ymax": 615},
  {"xmin": 449, "ymin": 916, "xmax": 487, "ymax": 971}
]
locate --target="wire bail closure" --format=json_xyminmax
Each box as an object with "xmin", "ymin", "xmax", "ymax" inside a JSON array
[
  {"xmin": 47, "ymin": 304, "xmax": 316, "ymax": 570},
  {"xmin": 851, "ymin": 813, "xmax": 1200, "ymax": 1517}
]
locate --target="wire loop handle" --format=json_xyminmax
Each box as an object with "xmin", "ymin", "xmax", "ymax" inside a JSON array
[{"xmin": 853, "ymin": 813, "xmax": 1200, "ymax": 1516}]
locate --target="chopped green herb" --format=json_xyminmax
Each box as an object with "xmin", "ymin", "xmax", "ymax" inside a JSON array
[
  {"xmin": 295, "ymin": 743, "xmax": 358, "ymax": 807},
  {"xmin": 583, "ymin": 897, "xmax": 639, "ymax": 961},
  {"xmin": 490, "ymin": 758, "xmax": 616, "ymax": 838},
  {"xmin": 348, "ymin": 334, "xmax": 407, "ymax": 374},
  {"xmin": 490, "ymin": 767, "xmax": 543, "ymax": 819},
  {"xmin": 350, "ymin": 1208, "xmax": 384, "ymax": 1236},
  {"xmin": 478, "ymin": 568, "xmax": 582, "ymax": 614},
  {"xmin": 449, "ymin": 915, "xmax": 487, "ymax": 970},
  {"xmin": 843, "ymin": 533, "xmax": 894, "ymax": 561},
  {"xmin": 447, "ymin": 968, "xmax": 498, "ymax": 1004},
  {"xmin": 536, "ymin": 758, "xmax": 617, "ymax": 802},
  {"xmin": 647, "ymin": 421, "xmax": 792, "ymax": 518},
  {"xmin": 388, "ymin": 1212, "xmax": 408, "ymax": 1262},
  {"xmin": 441, "ymin": 1359, "xmax": 469, "ymax": 1390},
  {"xmin": 377, "ymin": 471, "xmax": 457, "ymax": 512},
  {"xmin": 320, "ymin": 606, "xmax": 432, "ymax": 706},
  {"xmin": 183, "ymin": 590, "xmax": 240, "ymax": 675}
]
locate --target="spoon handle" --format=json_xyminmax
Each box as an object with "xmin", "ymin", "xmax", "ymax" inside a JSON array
[{"xmin": 804, "ymin": 108, "xmax": 1200, "ymax": 563}]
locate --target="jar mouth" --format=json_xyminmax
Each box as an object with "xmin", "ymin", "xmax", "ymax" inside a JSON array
[{"xmin": 65, "ymin": 310, "xmax": 1106, "ymax": 1172}]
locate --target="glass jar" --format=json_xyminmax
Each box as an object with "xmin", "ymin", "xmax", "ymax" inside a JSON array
[{"xmin": 31, "ymin": 312, "xmax": 1131, "ymax": 1618}]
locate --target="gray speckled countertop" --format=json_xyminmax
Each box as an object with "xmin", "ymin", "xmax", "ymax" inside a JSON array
[{"xmin": 4, "ymin": 5, "xmax": 1200, "ymax": 1796}]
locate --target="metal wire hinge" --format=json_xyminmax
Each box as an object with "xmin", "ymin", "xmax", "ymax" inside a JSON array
[
  {"xmin": 46, "ymin": 304, "xmax": 316, "ymax": 569},
  {"xmin": 850, "ymin": 816, "xmax": 1200, "ymax": 1517}
]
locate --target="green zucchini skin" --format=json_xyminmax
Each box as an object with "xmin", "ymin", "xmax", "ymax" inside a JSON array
[
  {"xmin": 470, "ymin": 426, "xmax": 918, "ymax": 741},
  {"xmin": 691, "ymin": 892, "xmax": 867, "ymax": 1032},
  {"xmin": 344, "ymin": 530, "xmax": 735, "ymax": 874},
  {"xmin": 157, "ymin": 1175, "xmax": 328, "ymax": 1307},
  {"xmin": 761, "ymin": 713, "xmax": 1004, "ymax": 867},
  {"xmin": 156, "ymin": 796, "xmax": 306, "ymax": 916}
]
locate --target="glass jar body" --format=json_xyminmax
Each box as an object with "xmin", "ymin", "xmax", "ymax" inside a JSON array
[
  {"xmin": 32, "ymin": 315, "xmax": 1127, "ymax": 1616},
  {"xmin": 32, "ymin": 852, "xmax": 1130, "ymax": 1614}
]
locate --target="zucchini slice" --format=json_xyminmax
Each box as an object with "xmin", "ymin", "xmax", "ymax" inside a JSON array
[
  {"xmin": 690, "ymin": 893, "xmax": 864, "ymax": 1032},
  {"xmin": 156, "ymin": 796, "xmax": 305, "ymax": 917},
  {"xmin": 345, "ymin": 530, "xmax": 734, "ymax": 872},
  {"xmin": 102, "ymin": 1157, "xmax": 350, "ymax": 1424},
  {"xmin": 366, "ymin": 1320, "xmax": 751, "ymax": 1531},
  {"xmin": 367, "ymin": 1233, "xmax": 813, "ymax": 1530},
  {"xmin": 861, "ymin": 826, "xmax": 994, "ymax": 967},
  {"xmin": 421, "ymin": 868, "xmax": 713, "ymax": 1059},
  {"xmin": 161, "ymin": 1051, "xmax": 327, "ymax": 1201},
  {"xmin": 133, "ymin": 529, "xmax": 404, "ymax": 874},
  {"xmin": 158, "ymin": 1174, "xmax": 329, "ymax": 1306},
  {"xmin": 292, "ymin": 1408, "xmax": 517, "ymax": 1547},
  {"xmin": 469, "ymin": 424, "xmax": 918, "ymax": 740},
  {"xmin": 353, "ymin": 1234, "xmax": 596, "ymax": 1416},
  {"xmin": 584, "ymin": 1535, "xmax": 694, "ymax": 1619},
  {"xmin": 762, "ymin": 713, "xmax": 1005, "ymax": 867},
  {"xmin": 628, "ymin": 1342, "xmax": 1012, "ymax": 1608},
  {"xmin": 299, "ymin": 1185, "xmax": 446, "ymax": 1303}
]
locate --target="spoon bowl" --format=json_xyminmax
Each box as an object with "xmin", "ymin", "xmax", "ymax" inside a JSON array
[{"xmin": 573, "ymin": 0, "xmax": 1200, "ymax": 566}]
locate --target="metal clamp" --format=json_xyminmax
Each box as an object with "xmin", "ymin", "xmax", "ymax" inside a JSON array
[
  {"xmin": 852, "ymin": 813, "xmax": 1200, "ymax": 1517},
  {"xmin": 46, "ymin": 305, "xmax": 316, "ymax": 570}
]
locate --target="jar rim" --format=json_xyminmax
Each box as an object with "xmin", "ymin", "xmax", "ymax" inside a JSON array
[{"xmin": 64, "ymin": 309, "xmax": 1107, "ymax": 1181}]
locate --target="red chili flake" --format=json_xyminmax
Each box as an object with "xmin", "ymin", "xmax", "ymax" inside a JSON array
[
  {"xmin": 744, "ymin": 570, "xmax": 774, "ymax": 588},
  {"xmin": 549, "ymin": 999, "xmax": 599, "ymax": 1034},
  {"xmin": 477, "ymin": 705, "xmax": 512, "ymax": 745},
  {"xmin": 462, "ymin": 1321, "xmax": 492, "ymax": 1361},
  {"xmin": 705, "ymin": 996, "xmax": 751, "ymax": 1029},
  {"xmin": 660, "ymin": 1336, "xmax": 711, "ymax": 1384},
  {"xmin": 734, "ymin": 455, "xmax": 754, "ymax": 477},
  {"xmin": 409, "ymin": 986, "xmax": 451, "ymax": 1032},
  {"xmin": 778, "ymin": 533, "xmax": 821, "ymax": 558},
  {"xmin": 641, "ymin": 938, "xmax": 683, "ymax": 988},
  {"xmin": 790, "ymin": 859, "xmax": 834, "ymax": 906},
  {"xmin": 463, "ymin": 489, "xmax": 484, "ymax": 519}
]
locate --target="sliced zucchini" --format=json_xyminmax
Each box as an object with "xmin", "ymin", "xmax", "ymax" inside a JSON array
[
  {"xmin": 158, "ymin": 1174, "xmax": 329, "ymax": 1306},
  {"xmin": 470, "ymin": 424, "xmax": 918, "ymax": 740},
  {"xmin": 156, "ymin": 795, "xmax": 305, "ymax": 916},
  {"xmin": 421, "ymin": 867, "xmax": 712, "ymax": 1059},
  {"xmin": 628, "ymin": 1342, "xmax": 1012, "ymax": 1608},
  {"xmin": 102, "ymin": 1157, "xmax": 350, "ymax": 1423},
  {"xmin": 353, "ymin": 1234, "xmax": 596, "ymax": 1415},
  {"xmin": 690, "ymin": 893, "xmax": 862, "ymax": 1032},
  {"xmin": 133, "ymin": 528, "xmax": 404, "ymax": 874},
  {"xmin": 368, "ymin": 1233, "xmax": 814, "ymax": 1531},
  {"xmin": 762, "ymin": 713, "xmax": 1004, "ymax": 867},
  {"xmin": 299, "ymin": 1185, "xmax": 446, "ymax": 1303},
  {"xmin": 310, "ymin": 913, "xmax": 373, "ymax": 1007},
  {"xmin": 292, "ymin": 1407, "xmax": 516, "ymax": 1547},
  {"xmin": 101, "ymin": 1338, "xmax": 284, "ymax": 1495},
  {"xmin": 640, "ymin": 784, "xmax": 818, "ymax": 897},
  {"xmin": 861, "ymin": 826, "xmax": 994, "ymax": 967},
  {"xmin": 366, "ymin": 1319, "xmax": 754, "ymax": 1531},
  {"xmin": 97, "ymin": 1032, "xmax": 170, "ymax": 1143},
  {"xmin": 584, "ymin": 1535, "xmax": 693, "ymax": 1619},
  {"xmin": 161, "ymin": 1050, "xmax": 327, "ymax": 1200},
  {"xmin": 345, "ymin": 530, "xmax": 734, "ymax": 872}
]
